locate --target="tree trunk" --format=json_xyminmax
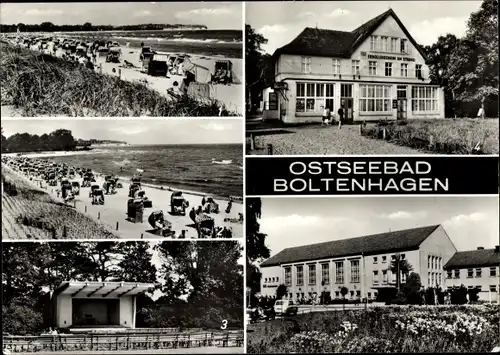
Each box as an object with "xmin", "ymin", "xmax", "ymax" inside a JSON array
[{"xmin": 481, "ymin": 96, "xmax": 485, "ymax": 119}]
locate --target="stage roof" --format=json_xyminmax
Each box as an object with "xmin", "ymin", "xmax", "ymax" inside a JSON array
[{"xmin": 55, "ymin": 281, "xmax": 157, "ymax": 298}]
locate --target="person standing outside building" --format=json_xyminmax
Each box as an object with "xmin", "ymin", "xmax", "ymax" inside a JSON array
[{"xmin": 321, "ymin": 106, "xmax": 329, "ymax": 125}]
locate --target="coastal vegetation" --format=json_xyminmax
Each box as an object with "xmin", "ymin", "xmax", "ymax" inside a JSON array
[
  {"xmin": 1, "ymin": 166, "xmax": 119, "ymax": 239},
  {"xmin": 0, "ymin": 43, "xmax": 237, "ymax": 117},
  {"xmin": 247, "ymin": 305, "xmax": 500, "ymax": 353}
]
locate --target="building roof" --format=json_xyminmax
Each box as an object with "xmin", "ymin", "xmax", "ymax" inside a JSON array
[
  {"xmin": 272, "ymin": 9, "xmax": 428, "ymax": 61},
  {"xmin": 444, "ymin": 249, "xmax": 500, "ymax": 269},
  {"xmin": 55, "ymin": 281, "xmax": 157, "ymax": 298},
  {"xmin": 260, "ymin": 225, "xmax": 441, "ymax": 267}
]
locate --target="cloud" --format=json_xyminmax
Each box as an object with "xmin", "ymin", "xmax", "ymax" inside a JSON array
[
  {"xmin": 325, "ymin": 9, "xmax": 352, "ymax": 18},
  {"xmin": 175, "ymin": 7, "xmax": 232, "ymax": 20},
  {"xmin": 201, "ymin": 122, "xmax": 231, "ymax": 131},
  {"xmin": 297, "ymin": 11, "xmax": 316, "ymax": 19},
  {"xmin": 409, "ymin": 17, "xmax": 468, "ymax": 46},
  {"xmin": 108, "ymin": 126, "xmax": 150, "ymax": 135},
  {"xmin": 379, "ymin": 211, "xmax": 427, "ymax": 220},
  {"xmin": 25, "ymin": 9, "xmax": 63, "ymax": 16},
  {"xmin": 259, "ymin": 24, "xmax": 287, "ymax": 35},
  {"xmin": 134, "ymin": 10, "xmax": 152, "ymax": 17},
  {"xmin": 445, "ymin": 212, "xmax": 487, "ymax": 225}
]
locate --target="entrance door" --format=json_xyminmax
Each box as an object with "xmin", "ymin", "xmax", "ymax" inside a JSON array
[
  {"xmin": 340, "ymin": 84, "xmax": 354, "ymax": 123},
  {"xmin": 397, "ymin": 99, "xmax": 407, "ymax": 120}
]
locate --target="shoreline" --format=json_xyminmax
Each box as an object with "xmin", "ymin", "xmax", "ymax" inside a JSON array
[{"xmin": 3, "ymin": 150, "xmax": 243, "ymax": 203}]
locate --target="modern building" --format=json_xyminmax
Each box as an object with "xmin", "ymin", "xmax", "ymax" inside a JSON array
[
  {"xmin": 47, "ymin": 281, "xmax": 156, "ymax": 330},
  {"xmin": 261, "ymin": 9, "xmax": 445, "ymax": 123},
  {"xmin": 260, "ymin": 225, "xmax": 458, "ymax": 302},
  {"xmin": 444, "ymin": 247, "xmax": 500, "ymax": 302}
]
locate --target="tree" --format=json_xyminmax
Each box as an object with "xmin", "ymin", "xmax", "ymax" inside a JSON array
[
  {"xmin": 116, "ymin": 242, "xmax": 157, "ymax": 283},
  {"xmin": 245, "ymin": 24, "xmax": 272, "ymax": 112},
  {"xmin": 446, "ymin": 0, "xmax": 498, "ymax": 117},
  {"xmin": 388, "ymin": 254, "xmax": 414, "ymax": 292},
  {"xmin": 246, "ymin": 198, "xmax": 270, "ymax": 300},
  {"xmin": 276, "ymin": 284, "xmax": 288, "ymax": 300}
]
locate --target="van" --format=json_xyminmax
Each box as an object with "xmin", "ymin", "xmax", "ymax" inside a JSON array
[{"xmin": 274, "ymin": 299, "xmax": 298, "ymax": 316}]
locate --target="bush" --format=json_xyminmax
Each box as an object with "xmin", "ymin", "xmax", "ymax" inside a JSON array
[{"xmin": 2, "ymin": 303, "xmax": 43, "ymax": 335}]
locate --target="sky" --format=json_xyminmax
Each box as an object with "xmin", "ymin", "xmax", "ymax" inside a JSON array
[
  {"xmin": 0, "ymin": 2, "xmax": 242, "ymax": 30},
  {"xmin": 2, "ymin": 119, "xmax": 242, "ymax": 145},
  {"xmin": 246, "ymin": 1, "xmax": 483, "ymax": 54},
  {"xmin": 258, "ymin": 196, "xmax": 499, "ymax": 258}
]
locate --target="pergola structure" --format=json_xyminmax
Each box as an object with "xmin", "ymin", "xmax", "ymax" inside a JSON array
[{"xmin": 50, "ymin": 281, "xmax": 156, "ymax": 330}]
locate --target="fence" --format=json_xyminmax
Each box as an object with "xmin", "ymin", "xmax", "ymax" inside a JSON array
[{"xmin": 2, "ymin": 330, "xmax": 244, "ymax": 353}]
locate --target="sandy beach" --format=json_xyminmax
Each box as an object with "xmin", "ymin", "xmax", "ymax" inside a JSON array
[
  {"xmin": 3, "ymin": 153, "xmax": 243, "ymax": 239},
  {"xmin": 34, "ymin": 42, "xmax": 243, "ymax": 115}
]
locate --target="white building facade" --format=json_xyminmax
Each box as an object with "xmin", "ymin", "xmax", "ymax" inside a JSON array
[
  {"xmin": 444, "ymin": 247, "xmax": 500, "ymax": 303},
  {"xmin": 260, "ymin": 225, "xmax": 457, "ymax": 302},
  {"xmin": 262, "ymin": 9, "xmax": 445, "ymax": 123}
]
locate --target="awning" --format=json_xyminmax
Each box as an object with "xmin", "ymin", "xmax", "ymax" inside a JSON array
[{"xmin": 55, "ymin": 281, "xmax": 156, "ymax": 298}]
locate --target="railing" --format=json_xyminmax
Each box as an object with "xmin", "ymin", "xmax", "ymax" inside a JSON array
[{"xmin": 2, "ymin": 330, "xmax": 244, "ymax": 353}]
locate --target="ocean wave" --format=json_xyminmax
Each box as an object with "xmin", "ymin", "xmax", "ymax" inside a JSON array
[
  {"xmin": 113, "ymin": 35, "xmax": 241, "ymax": 44},
  {"xmin": 212, "ymin": 159, "xmax": 232, "ymax": 165}
]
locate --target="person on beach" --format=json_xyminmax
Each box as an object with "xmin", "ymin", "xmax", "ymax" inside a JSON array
[
  {"xmin": 201, "ymin": 197, "xmax": 206, "ymax": 206},
  {"xmin": 225, "ymin": 199, "xmax": 232, "ymax": 214},
  {"xmin": 189, "ymin": 207, "xmax": 196, "ymax": 223}
]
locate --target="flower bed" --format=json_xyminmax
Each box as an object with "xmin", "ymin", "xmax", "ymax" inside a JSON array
[{"xmin": 247, "ymin": 305, "xmax": 500, "ymax": 353}]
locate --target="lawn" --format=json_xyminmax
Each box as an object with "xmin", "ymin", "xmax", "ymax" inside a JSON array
[{"xmin": 247, "ymin": 304, "xmax": 500, "ymax": 353}]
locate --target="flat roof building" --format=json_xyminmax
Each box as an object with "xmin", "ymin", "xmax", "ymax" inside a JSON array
[
  {"xmin": 48, "ymin": 281, "xmax": 156, "ymax": 331},
  {"xmin": 261, "ymin": 9, "xmax": 445, "ymax": 123}
]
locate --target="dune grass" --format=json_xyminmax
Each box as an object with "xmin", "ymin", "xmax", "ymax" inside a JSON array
[
  {"xmin": 0, "ymin": 42, "xmax": 238, "ymax": 117},
  {"xmin": 362, "ymin": 119, "xmax": 499, "ymax": 154}
]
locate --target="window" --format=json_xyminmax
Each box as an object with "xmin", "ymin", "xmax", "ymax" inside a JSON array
[
  {"xmin": 301, "ymin": 56, "xmax": 311, "ymax": 73},
  {"xmin": 415, "ymin": 64, "xmax": 422, "ymax": 78},
  {"xmin": 373, "ymin": 257, "xmax": 378, "ymax": 264},
  {"xmin": 447, "ymin": 270, "xmax": 452, "ymax": 279},
  {"xmin": 391, "ymin": 38, "xmax": 398, "ymax": 52},
  {"xmin": 373, "ymin": 270, "xmax": 379, "ymax": 284},
  {"xmin": 341, "ymin": 84, "xmax": 353, "ymax": 98},
  {"xmin": 412, "ymin": 86, "xmax": 438, "ymax": 112},
  {"xmin": 368, "ymin": 61, "xmax": 377, "ymax": 76},
  {"xmin": 382, "ymin": 256, "xmax": 387, "ymax": 263},
  {"xmin": 491, "ymin": 267, "xmax": 497, "ymax": 277},
  {"xmin": 350, "ymin": 290, "xmax": 354, "ymax": 297},
  {"xmin": 401, "ymin": 254, "xmax": 406, "ymax": 260},
  {"xmin": 428, "ymin": 256, "xmax": 431, "ymax": 269},
  {"xmin": 356, "ymin": 291, "xmax": 361, "ymax": 297},
  {"xmin": 467, "ymin": 269, "xmax": 474, "ymax": 278},
  {"xmin": 476, "ymin": 268, "xmax": 482, "ymax": 278},
  {"xmin": 370, "ymin": 36, "xmax": 377, "ymax": 51},
  {"xmin": 321, "ymin": 263, "xmax": 330, "ymax": 285},
  {"xmin": 428, "ymin": 272, "xmax": 431, "ymax": 284},
  {"xmin": 351, "ymin": 260, "xmax": 360, "ymax": 283},
  {"xmin": 296, "ymin": 82, "xmax": 335, "ymax": 113},
  {"xmin": 368, "ymin": 292, "xmax": 372, "ymax": 297},
  {"xmin": 454, "ymin": 270, "xmax": 460, "ymax": 278},
  {"xmin": 335, "ymin": 291, "xmax": 340, "ymax": 298},
  {"xmin": 476, "ymin": 285, "xmax": 482, "ymax": 291},
  {"xmin": 296, "ymin": 265, "xmax": 304, "ymax": 286},
  {"xmin": 335, "ymin": 261, "xmax": 344, "ymax": 284},
  {"xmin": 308, "ymin": 264, "xmax": 316, "ymax": 285},
  {"xmin": 276, "ymin": 277, "xmax": 279, "ymax": 282},
  {"xmin": 264, "ymin": 278, "xmax": 268, "ymax": 283},
  {"xmin": 385, "ymin": 62, "xmax": 392, "ymax": 76},
  {"xmin": 352, "ymin": 60, "xmax": 360, "ymax": 75},
  {"xmin": 400, "ymin": 39, "xmax": 408, "ymax": 53},
  {"xmin": 382, "ymin": 270, "xmax": 388, "ymax": 284},
  {"xmin": 490, "ymin": 285, "xmax": 497, "ymax": 292},
  {"xmin": 359, "ymin": 84, "xmax": 391, "ymax": 112},
  {"xmin": 332, "ymin": 59, "xmax": 340, "ymax": 74},
  {"xmin": 285, "ymin": 267, "xmax": 292, "ymax": 286},
  {"xmin": 381, "ymin": 36, "xmax": 388, "ymax": 51},
  {"xmin": 401, "ymin": 63, "xmax": 408, "ymax": 77}
]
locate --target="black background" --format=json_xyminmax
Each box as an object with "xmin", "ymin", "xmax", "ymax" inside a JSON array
[{"xmin": 246, "ymin": 156, "xmax": 499, "ymax": 195}]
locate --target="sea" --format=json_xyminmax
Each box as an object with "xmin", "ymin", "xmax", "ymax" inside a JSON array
[
  {"xmin": 47, "ymin": 144, "xmax": 243, "ymax": 198},
  {"xmin": 60, "ymin": 29, "xmax": 242, "ymax": 58}
]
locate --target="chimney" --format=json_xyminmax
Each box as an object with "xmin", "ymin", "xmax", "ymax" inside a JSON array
[
  {"xmin": 477, "ymin": 247, "xmax": 484, "ymax": 250},
  {"xmin": 495, "ymin": 245, "xmax": 499, "ymax": 253}
]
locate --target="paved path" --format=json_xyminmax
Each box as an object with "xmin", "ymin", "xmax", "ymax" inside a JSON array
[{"xmin": 247, "ymin": 124, "xmax": 426, "ymax": 155}]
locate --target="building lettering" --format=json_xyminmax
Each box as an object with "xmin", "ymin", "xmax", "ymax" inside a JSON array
[{"xmin": 368, "ymin": 54, "xmax": 415, "ymax": 62}]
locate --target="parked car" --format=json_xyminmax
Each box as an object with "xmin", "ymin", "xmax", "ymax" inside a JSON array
[{"xmin": 274, "ymin": 300, "xmax": 298, "ymax": 316}]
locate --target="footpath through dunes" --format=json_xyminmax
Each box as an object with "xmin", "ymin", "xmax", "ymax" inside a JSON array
[
  {"xmin": 0, "ymin": 42, "xmax": 241, "ymax": 117},
  {"xmin": 2, "ymin": 166, "xmax": 119, "ymax": 239},
  {"xmin": 3, "ymin": 163, "xmax": 243, "ymax": 240},
  {"xmin": 247, "ymin": 124, "xmax": 425, "ymax": 155}
]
